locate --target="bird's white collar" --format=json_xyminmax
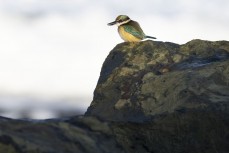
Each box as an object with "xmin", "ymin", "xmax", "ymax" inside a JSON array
[{"xmin": 117, "ymin": 19, "xmax": 131, "ymax": 26}]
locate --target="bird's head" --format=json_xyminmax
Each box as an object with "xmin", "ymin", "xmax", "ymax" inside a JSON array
[{"xmin": 108, "ymin": 15, "xmax": 131, "ymax": 26}]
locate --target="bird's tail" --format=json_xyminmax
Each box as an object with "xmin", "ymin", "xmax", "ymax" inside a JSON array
[{"xmin": 145, "ymin": 35, "xmax": 157, "ymax": 39}]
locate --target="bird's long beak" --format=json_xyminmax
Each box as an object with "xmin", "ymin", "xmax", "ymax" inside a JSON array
[{"xmin": 107, "ymin": 21, "xmax": 117, "ymax": 26}]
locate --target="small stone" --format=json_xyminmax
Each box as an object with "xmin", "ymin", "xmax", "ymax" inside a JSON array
[{"xmin": 114, "ymin": 99, "xmax": 131, "ymax": 110}]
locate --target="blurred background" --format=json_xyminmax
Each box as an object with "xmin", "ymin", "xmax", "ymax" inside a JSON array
[{"xmin": 0, "ymin": 0, "xmax": 228, "ymax": 119}]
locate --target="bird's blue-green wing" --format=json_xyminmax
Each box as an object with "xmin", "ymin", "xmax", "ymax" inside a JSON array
[{"xmin": 123, "ymin": 21, "xmax": 145, "ymax": 39}]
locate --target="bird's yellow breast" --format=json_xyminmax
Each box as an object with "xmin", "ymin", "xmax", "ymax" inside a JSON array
[{"xmin": 118, "ymin": 26, "xmax": 141, "ymax": 42}]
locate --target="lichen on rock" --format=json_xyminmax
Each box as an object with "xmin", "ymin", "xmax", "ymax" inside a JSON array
[{"xmin": 86, "ymin": 39, "xmax": 229, "ymax": 123}]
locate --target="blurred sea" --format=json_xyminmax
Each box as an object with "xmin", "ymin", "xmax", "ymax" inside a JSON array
[
  {"xmin": 0, "ymin": 94, "xmax": 90, "ymax": 119},
  {"xmin": 0, "ymin": 0, "xmax": 103, "ymax": 119}
]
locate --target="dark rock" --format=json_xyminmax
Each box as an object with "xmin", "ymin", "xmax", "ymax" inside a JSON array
[
  {"xmin": 86, "ymin": 39, "xmax": 229, "ymax": 122},
  {"xmin": 0, "ymin": 116, "xmax": 125, "ymax": 153},
  {"xmin": 0, "ymin": 39, "xmax": 229, "ymax": 153}
]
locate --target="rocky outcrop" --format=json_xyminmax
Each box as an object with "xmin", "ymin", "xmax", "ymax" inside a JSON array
[
  {"xmin": 86, "ymin": 39, "xmax": 229, "ymax": 122},
  {"xmin": 0, "ymin": 40, "xmax": 229, "ymax": 153}
]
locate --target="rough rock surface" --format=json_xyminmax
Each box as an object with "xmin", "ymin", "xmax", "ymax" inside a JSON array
[
  {"xmin": 0, "ymin": 40, "xmax": 229, "ymax": 153},
  {"xmin": 86, "ymin": 39, "xmax": 229, "ymax": 122},
  {"xmin": 0, "ymin": 116, "xmax": 125, "ymax": 153}
]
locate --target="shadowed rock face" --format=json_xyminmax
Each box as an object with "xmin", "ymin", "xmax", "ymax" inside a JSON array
[
  {"xmin": 0, "ymin": 39, "xmax": 229, "ymax": 153},
  {"xmin": 0, "ymin": 116, "xmax": 125, "ymax": 153}
]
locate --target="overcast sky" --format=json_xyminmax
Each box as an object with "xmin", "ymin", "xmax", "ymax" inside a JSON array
[{"xmin": 0, "ymin": 0, "xmax": 228, "ymax": 118}]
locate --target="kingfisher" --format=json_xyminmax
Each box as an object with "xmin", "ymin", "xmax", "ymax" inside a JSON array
[{"xmin": 108, "ymin": 15, "xmax": 156, "ymax": 42}]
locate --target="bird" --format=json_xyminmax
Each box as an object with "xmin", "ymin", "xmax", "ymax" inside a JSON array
[{"xmin": 108, "ymin": 15, "xmax": 156, "ymax": 42}]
